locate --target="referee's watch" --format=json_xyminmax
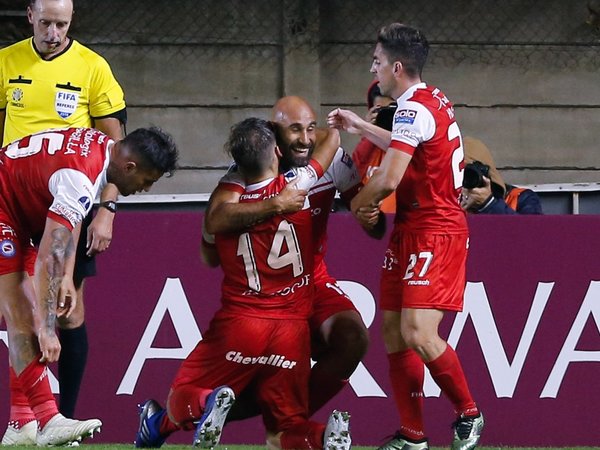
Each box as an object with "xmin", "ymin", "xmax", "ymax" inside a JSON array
[{"xmin": 99, "ymin": 200, "xmax": 117, "ymax": 213}]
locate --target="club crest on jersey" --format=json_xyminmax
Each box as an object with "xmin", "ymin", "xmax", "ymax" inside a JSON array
[
  {"xmin": 55, "ymin": 91, "xmax": 79, "ymax": 119},
  {"xmin": 394, "ymin": 109, "xmax": 417, "ymax": 125},
  {"xmin": 0, "ymin": 239, "xmax": 16, "ymax": 258},
  {"xmin": 78, "ymin": 196, "xmax": 91, "ymax": 211}
]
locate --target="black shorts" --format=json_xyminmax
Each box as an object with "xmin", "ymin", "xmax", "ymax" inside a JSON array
[{"xmin": 73, "ymin": 212, "xmax": 97, "ymax": 288}]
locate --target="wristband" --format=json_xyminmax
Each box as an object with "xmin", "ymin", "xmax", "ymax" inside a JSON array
[{"xmin": 99, "ymin": 200, "xmax": 117, "ymax": 213}]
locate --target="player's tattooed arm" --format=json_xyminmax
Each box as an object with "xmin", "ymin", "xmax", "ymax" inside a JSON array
[{"xmin": 35, "ymin": 221, "xmax": 75, "ymax": 363}]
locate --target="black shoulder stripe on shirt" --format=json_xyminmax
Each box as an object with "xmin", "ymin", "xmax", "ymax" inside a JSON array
[
  {"xmin": 93, "ymin": 107, "xmax": 127, "ymax": 125},
  {"xmin": 56, "ymin": 82, "xmax": 82, "ymax": 91},
  {"xmin": 8, "ymin": 76, "xmax": 32, "ymax": 84}
]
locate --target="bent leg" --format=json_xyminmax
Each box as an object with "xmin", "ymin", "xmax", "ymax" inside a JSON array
[{"xmin": 308, "ymin": 279, "xmax": 369, "ymax": 415}]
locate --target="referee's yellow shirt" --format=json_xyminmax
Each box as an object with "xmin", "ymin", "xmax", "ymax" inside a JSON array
[{"xmin": 0, "ymin": 37, "xmax": 125, "ymax": 146}]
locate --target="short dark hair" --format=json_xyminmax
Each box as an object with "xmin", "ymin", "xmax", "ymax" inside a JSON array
[
  {"xmin": 122, "ymin": 126, "xmax": 179, "ymax": 176},
  {"xmin": 225, "ymin": 117, "xmax": 275, "ymax": 179},
  {"xmin": 377, "ymin": 23, "xmax": 429, "ymax": 78}
]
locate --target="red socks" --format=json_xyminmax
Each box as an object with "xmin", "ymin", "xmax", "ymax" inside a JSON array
[
  {"xmin": 166, "ymin": 385, "xmax": 212, "ymax": 431},
  {"xmin": 17, "ymin": 358, "xmax": 59, "ymax": 429},
  {"xmin": 308, "ymin": 365, "xmax": 348, "ymax": 416},
  {"xmin": 280, "ymin": 421, "xmax": 326, "ymax": 449},
  {"xmin": 426, "ymin": 346, "xmax": 478, "ymax": 416},
  {"xmin": 8, "ymin": 367, "xmax": 35, "ymax": 428},
  {"xmin": 388, "ymin": 349, "xmax": 426, "ymax": 441}
]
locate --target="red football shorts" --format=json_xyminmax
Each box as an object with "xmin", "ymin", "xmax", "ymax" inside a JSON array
[
  {"xmin": 0, "ymin": 213, "xmax": 36, "ymax": 276},
  {"xmin": 380, "ymin": 229, "xmax": 468, "ymax": 312},
  {"xmin": 170, "ymin": 312, "xmax": 311, "ymax": 432},
  {"xmin": 309, "ymin": 261, "xmax": 358, "ymax": 332}
]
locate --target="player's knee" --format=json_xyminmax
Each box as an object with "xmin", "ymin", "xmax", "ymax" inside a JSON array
[{"xmin": 330, "ymin": 315, "xmax": 369, "ymax": 359}]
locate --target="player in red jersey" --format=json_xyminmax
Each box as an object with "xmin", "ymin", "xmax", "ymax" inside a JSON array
[
  {"xmin": 0, "ymin": 127, "xmax": 178, "ymax": 446},
  {"xmin": 203, "ymin": 96, "xmax": 383, "ymax": 423},
  {"xmin": 135, "ymin": 118, "xmax": 351, "ymax": 450},
  {"xmin": 328, "ymin": 23, "xmax": 483, "ymax": 450}
]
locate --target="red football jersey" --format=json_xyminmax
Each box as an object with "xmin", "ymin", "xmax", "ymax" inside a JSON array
[
  {"xmin": 389, "ymin": 83, "xmax": 467, "ymax": 233},
  {"xmin": 216, "ymin": 161, "xmax": 324, "ymax": 320},
  {"xmin": 219, "ymin": 148, "xmax": 361, "ymax": 272},
  {"xmin": 0, "ymin": 128, "xmax": 110, "ymax": 235}
]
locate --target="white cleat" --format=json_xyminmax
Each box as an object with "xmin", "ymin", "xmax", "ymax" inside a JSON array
[
  {"xmin": 324, "ymin": 410, "xmax": 351, "ymax": 450},
  {"xmin": 1, "ymin": 420, "xmax": 37, "ymax": 446},
  {"xmin": 377, "ymin": 433, "xmax": 429, "ymax": 450},
  {"xmin": 36, "ymin": 414, "xmax": 102, "ymax": 447},
  {"xmin": 451, "ymin": 412, "xmax": 484, "ymax": 450}
]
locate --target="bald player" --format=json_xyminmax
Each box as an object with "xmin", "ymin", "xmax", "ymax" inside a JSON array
[{"xmin": 204, "ymin": 96, "xmax": 384, "ymax": 420}]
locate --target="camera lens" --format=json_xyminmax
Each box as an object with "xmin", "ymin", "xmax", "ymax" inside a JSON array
[{"xmin": 462, "ymin": 165, "xmax": 481, "ymax": 189}]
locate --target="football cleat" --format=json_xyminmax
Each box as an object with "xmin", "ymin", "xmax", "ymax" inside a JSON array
[
  {"xmin": 36, "ymin": 413, "xmax": 101, "ymax": 446},
  {"xmin": 451, "ymin": 412, "xmax": 484, "ymax": 450},
  {"xmin": 193, "ymin": 386, "xmax": 235, "ymax": 448},
  {"xmin": 135, "ymin": 399, "xmax": 167, "ymax": 448},
  {"xmin": 377, "ymin": 432, "xmax": 429, "ymax": 450},
  {"xmin": 323, "ymin": 410, "xmax": 351, "ymax": 450},
  {"xmin": 1, "ymin": 420, "xmax": 37, "ymax": 446}
]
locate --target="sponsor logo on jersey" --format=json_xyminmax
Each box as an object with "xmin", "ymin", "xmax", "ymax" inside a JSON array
[
  {"xmin": 55, "ymin": 91, "xmax": 79, "ymax": 119},
  {"xmin": 51, "ymin": 203, "xmax": 80, "ymax": 227},
  {"xmin": 407, "ymin": 279, "xmax": 431, "ymax": 286},
  {"xmin": 240, "ymin": 192, "xmax": 263, "ymax": 200},
  {"xmin": 225, "ymin": 351, "xmax": 298, "ymax": 369},
  {"xmin": 394, "ymin": 109, "xmax": 418, "ymax": 125},
  {"xmin": 78, "ymin": 196, "xmax": 91, "ymax": 210},
  {"xmin": 0, "ymin": 239, "xmax": 16, "ymax": 258}
]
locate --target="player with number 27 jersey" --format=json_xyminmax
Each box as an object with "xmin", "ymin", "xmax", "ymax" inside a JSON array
[
  {"xmin": 390, "ymin": 82, "xmax": 467, "ymax": 233},
  {"xmin": 382, "ymin": 83, "xmax": 468, "ymax": 312},
  {"xmin": 215, "ymin": 160, "xmax": 324, "ymax": 320}
]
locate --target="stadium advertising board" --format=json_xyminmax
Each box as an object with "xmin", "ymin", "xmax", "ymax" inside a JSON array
[{"xmin": 1, "ymin": 213, "xmax": 599, "ymax": 446}]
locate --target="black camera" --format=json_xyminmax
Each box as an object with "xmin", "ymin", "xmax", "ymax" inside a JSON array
[{"xmin": 463, "ymin": 161, "xmax": 490, "ymax": 189}]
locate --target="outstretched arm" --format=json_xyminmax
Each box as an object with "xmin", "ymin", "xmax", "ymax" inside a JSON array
[
  {"xmin": 310, "ymin": 127, "xmax": 341, "ymax": 173},
  {"xmin": 327, "ymin": 108, "xmax": 391, "ymax": 150}
]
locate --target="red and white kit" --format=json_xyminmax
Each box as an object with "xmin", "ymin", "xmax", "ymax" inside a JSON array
[
  {"xmin": 220, "ymin": 148, "xmax": 363, "ymax": 331},
  {"xmin": 0, "ymin": 128, "xmax": 110, "ymax": 275},
  {"xmin": 381, "ymin": 83, "xmax": 469, "ymax": 312},
  {"xmin": 173, "ymin": 160, "xmax": 325, "ymax": 432}
]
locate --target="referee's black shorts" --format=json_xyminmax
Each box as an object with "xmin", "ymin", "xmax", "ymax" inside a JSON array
[{"xmin": 73, "ymin": 212, "xmax": 97, "ymax": 288}]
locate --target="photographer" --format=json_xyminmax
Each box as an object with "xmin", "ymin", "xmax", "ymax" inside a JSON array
[
  {"xmin": 461, "ymin": 137, "xmax": 543, "ymax": 214},
  {"xmin": 351, "ymin": 80, "xmax": 397, "ymax": 213}
]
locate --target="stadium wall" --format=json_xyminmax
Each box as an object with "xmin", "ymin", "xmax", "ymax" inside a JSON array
[{"xmin": 1, "ymin": 0, "xmax": 599, "ymax": 194}]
